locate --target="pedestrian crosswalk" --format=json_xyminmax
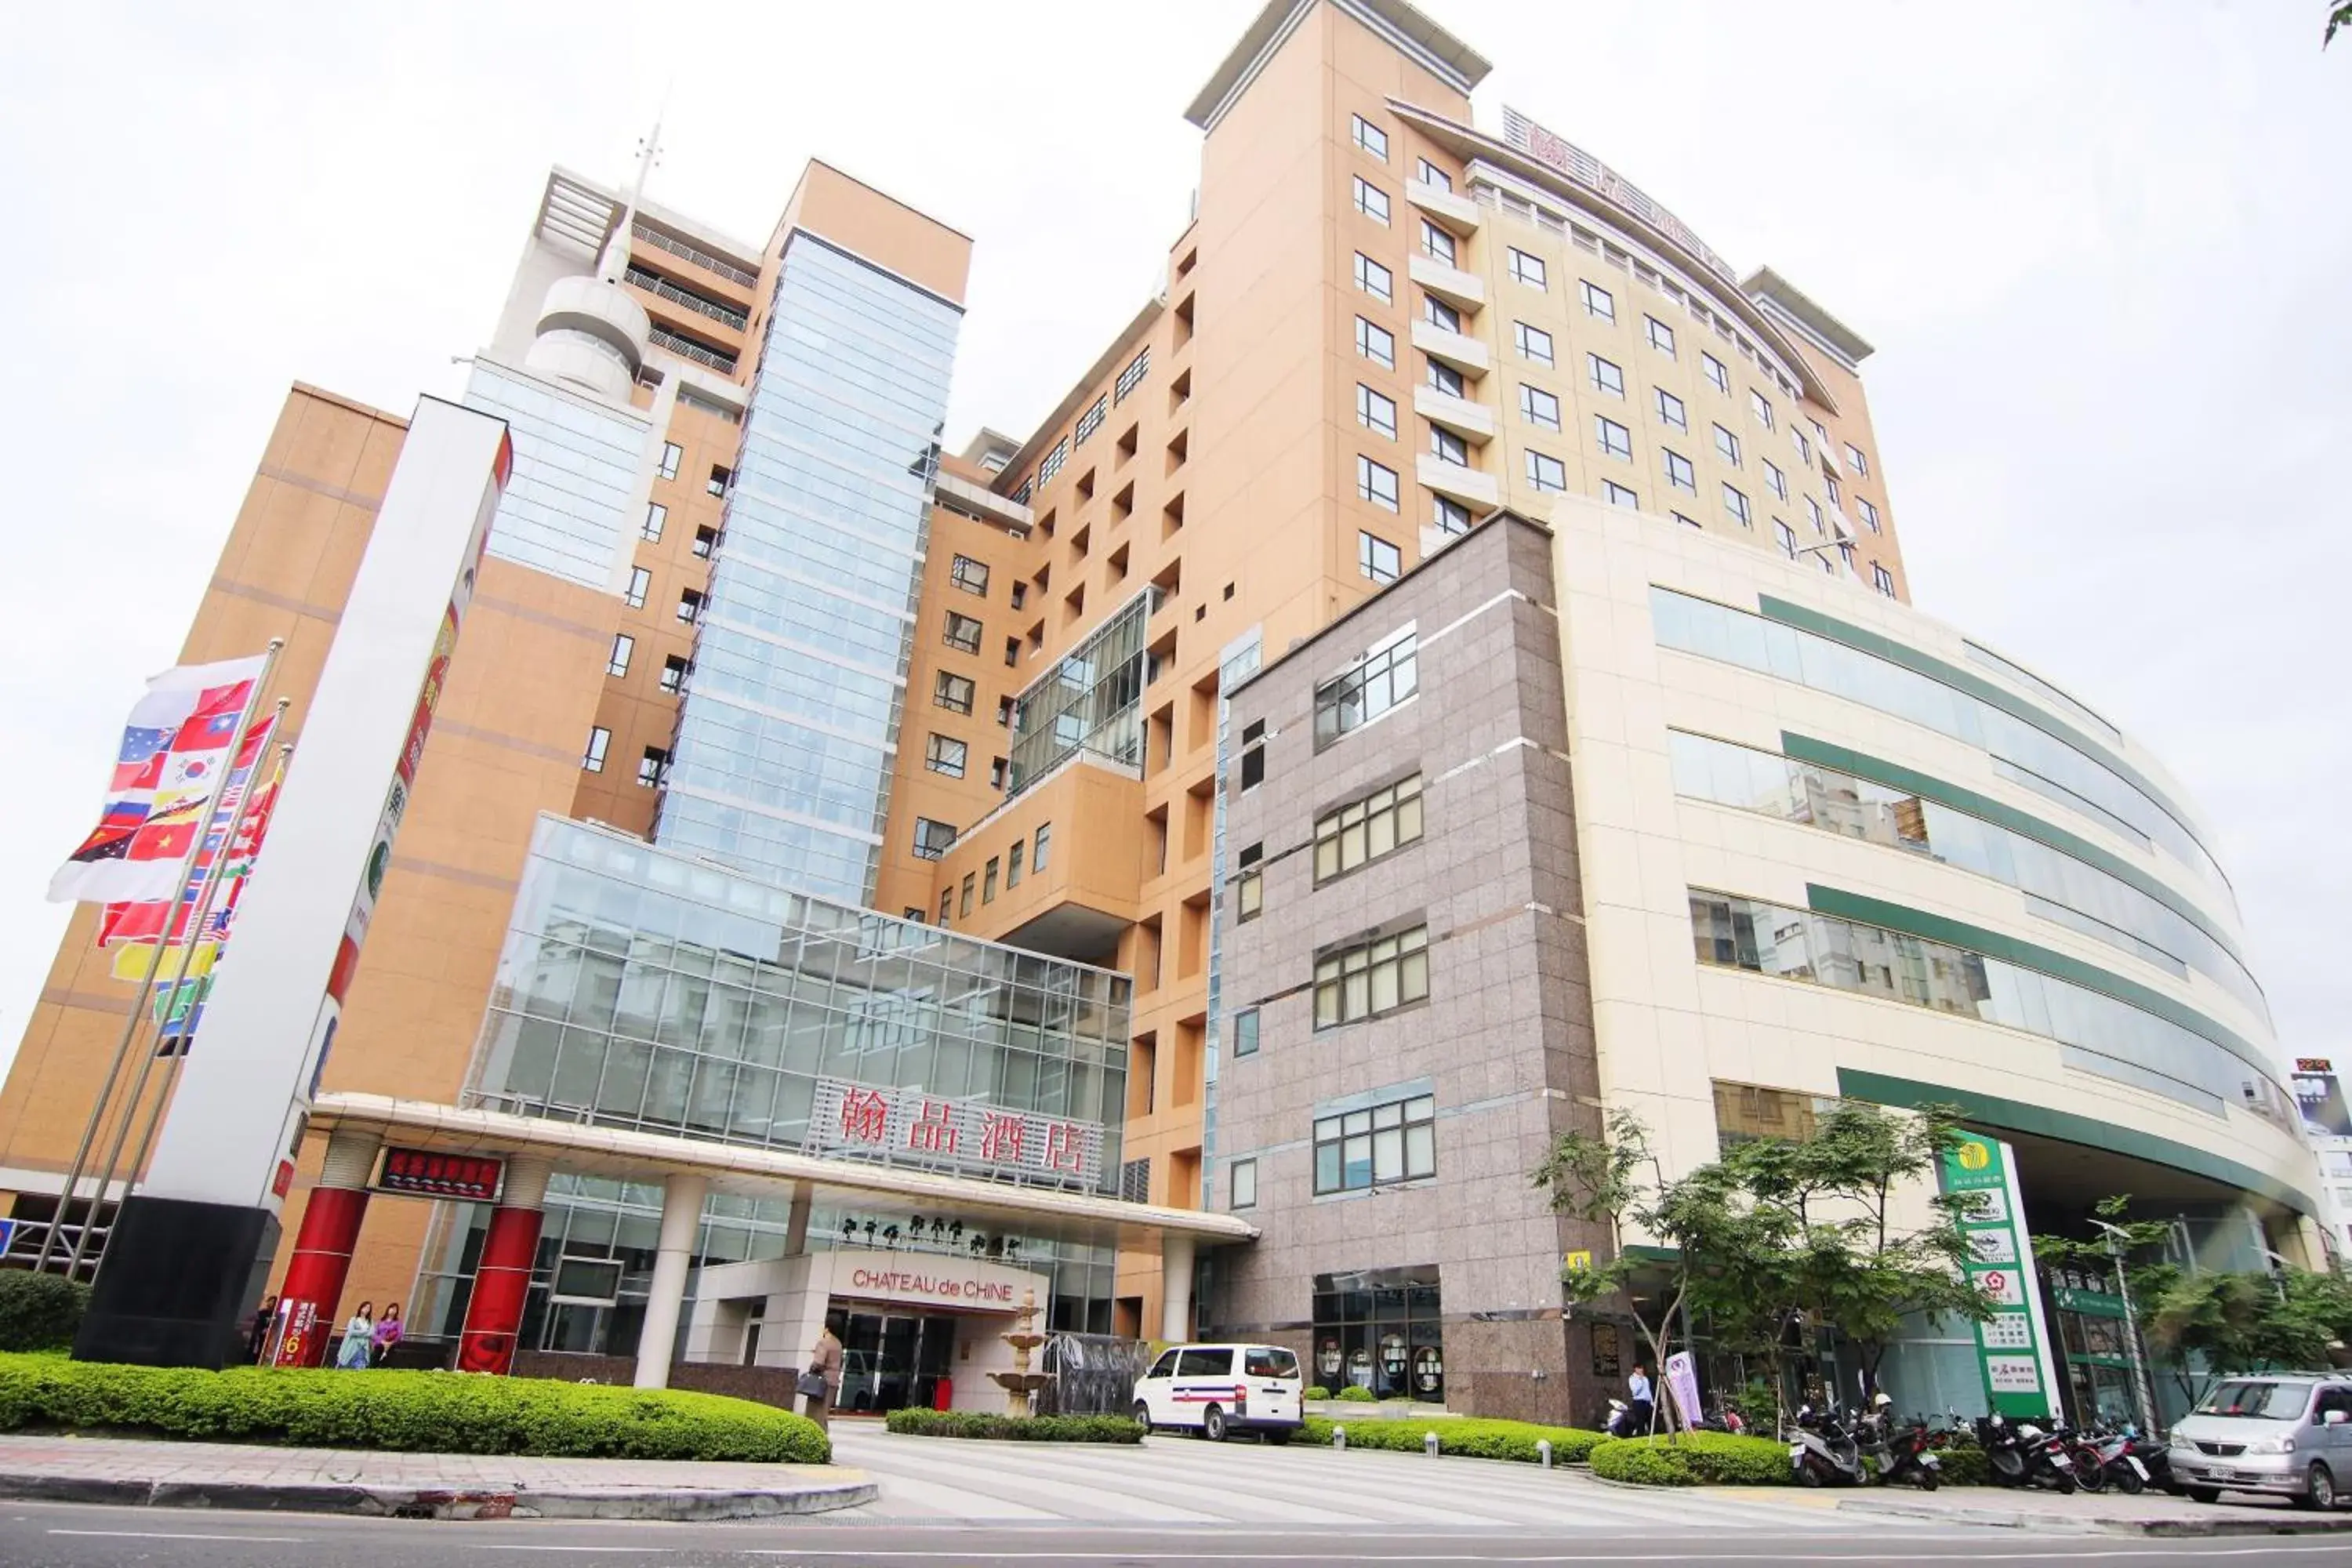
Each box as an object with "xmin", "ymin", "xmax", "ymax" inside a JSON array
[{"xmin": 821, "ymin": 1427, "xmax": 1934, "ymax": 1532}]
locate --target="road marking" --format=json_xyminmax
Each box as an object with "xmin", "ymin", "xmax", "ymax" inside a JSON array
[
  {"xmin": 466, "ymin": 1549, "xmax": 676, "ymax": 1555},
  {"xmin": 49, "ymin": 1529, "xmax": 310, "ymax": 1542},
  {"xmin": 736, "ymin": 1548, "xmax": 2352, "ymax": 1563}
]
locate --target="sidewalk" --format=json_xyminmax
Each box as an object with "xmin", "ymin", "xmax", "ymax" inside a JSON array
[
  {"xmin": 1839, "ymin": 1482, "xmax": 2352, "ymax": 1537},
  {"xmin": 0, "ymin": 1433, "xmax": 875, "ymax": 1521}
]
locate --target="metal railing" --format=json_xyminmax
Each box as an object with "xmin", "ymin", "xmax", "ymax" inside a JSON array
[
  {"xmin": 648, "ymin": 326, "xmax": 738, "ymax": 375},
  {"xmin": 632, "ymin": 222, "xmax": 760, "ymax": 289},
  {"xmin": 624, "ymin": 266, "xmax": 749, "ymax": 332}
]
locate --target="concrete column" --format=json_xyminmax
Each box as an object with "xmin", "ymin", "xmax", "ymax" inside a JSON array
[
  {"xmin": 271, "ymin": 1127, "xmax": 380, "ymax": 1366},
  {"xmin": 457, "ymin": 1155, "xmax": 554, "ymax": 1376},
  {"xmin": 784, "ymin": 1188, "xmax": 812, "ymax": 1256},
  {"xmin": 1160, "ymin": 1233, "xmax": 1196, "ymax": 1344},
  {"xmin": 633, "ymin": 1172, "xmax": 707, "ymax": 1390}
]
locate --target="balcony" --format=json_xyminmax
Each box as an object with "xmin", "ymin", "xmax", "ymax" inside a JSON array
[
  {"xmin": 1410, "ymin": 253, "xmax": 1485, "ymax": 312},
  {"xmin": 1417, "ymin": 452, "xmax": 1500, "ymax": 510},
  {"xmin": 1411, "ymin": 318, "xmax": 1490, "ymax": 377},
  {"xmin": 1414, "ymin": 385, "xmax": 1495, "ymax": 444},
  {"xmin": 1406, "ymin": 178, "xmax": 1481, "ymax": 236},
  {"xmin": 648, "ymin": 326, "xmax": 738, "ymax": 375},
  {"xmin": 933, "ymin": 757, "xmax": 1146, "ymax": 966},
  {"xmin": 623, "ymin": 264, "xmax": 750, "ymax": 332}
]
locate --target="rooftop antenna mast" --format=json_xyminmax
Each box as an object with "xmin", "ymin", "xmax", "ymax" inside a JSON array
[{"xmin": 598, "ymin": 105, "xmax": 666, "ymax": 284}]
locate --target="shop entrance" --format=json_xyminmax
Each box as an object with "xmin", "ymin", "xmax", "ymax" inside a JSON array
[{"xmin": 836, "ymin": 1310, "xmax": 956, "ymax": 1414}]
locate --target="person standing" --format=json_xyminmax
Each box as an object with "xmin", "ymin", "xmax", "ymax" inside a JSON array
[
  {"xmin": 336, "ymin": 1301, "xmax": 375, "ymax": 1370},
  {"xmin": 800, "ymin": 1319, "xmax": 844, "ymax": 1432},
  {"xmin": 370, "ymin": 1302, "xmax": 405, "ymax": 1367},
  {"xmin": 1627, "ymin": 1363, "xmax": 1656, "ymax": 1435},
  {"xmin": 246, "ymin": 1294, "xmax": 278, "ymax": 1365}
]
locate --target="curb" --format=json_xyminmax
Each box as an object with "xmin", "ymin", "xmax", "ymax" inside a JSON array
[
  {"xmin": 0, "ymin": 1471, "xmax": 877, "ymax": 1522},
  {"xmin": 1839, "ymin": 1495, "xmax": 2352, "ymax": 1537}
]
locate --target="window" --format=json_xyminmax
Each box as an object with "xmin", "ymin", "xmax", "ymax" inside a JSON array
[
  {"xmin": 1793, "ymin": 427, "xmax": 1812, "ymax": 464},
  {"xmin": 1712, "ymin": 423, "xmax": 1741, "ymax": 466},
  {"xmin": 1233, "ymin": 1007, "xmax": 1261, "ymax": 1057},
  {"xmin": 935, "ymin": 671, "xmax": 975, "ymax": 714},
  {"xmin": 1432, "ymin": 495, "xmax": 1472, "ymax": 535},
  {"xmin": 675, "ymin": 588, "xmax": 702, "ymax": 622},
  {"xmin": 1231, "ymin": 1156, "xmax": 1258, "ymax": 1210},
  {"xmin": 1825, "ymin": 472, "xmax": 1843, "ymax": 510},
  {"xmin": 1508, "ymin": 248, "xmax": 1547, "ymax": 289},
  {"xmin": 1857, "ymin": 497, "xmax": 1881, "ymax": 532},
  {"xmin": 1240, "ymin": 718, "xmax": 1266, "ymax": 789},
  {"xmin": 1595, "ymin": 416, "xmax": 1632, "ymax": 463},
  {"xmin": 983, "ymin": 856, "xmax": 999, "ymax": 903},
  {"xmin": 1846, "ymin": 442, "xmax": 1870, "ymax": 477},
  {"xmin": 659, "ymin": 655, "xmax": 686, "ymax": 694},
  {"xmin": 1874, "ymin": 564, "xmax": 1896, "ymax": 597},
  {"xmin": 605, "ymin": 633, "xmax": 633, "ymax": 677},
  {"xmin": 641, "ymin": 502, "xmax": 667, "ymax": 541},
  {"xmin": 1776, "ymin": 520, "xmax": 1798, "ymax": 559},
  {"xmin": 1722, "ymin": 483, "xmax": 1751, "ymax": 528},
  {"xmin": 1358, "ymin": 531, "xmax": 1401, "ymax": 585},
  {"xmin": 1519, "ymin": 384, "xmax": 1561, "ymax": 430},
  {"xmin": 913, "ymin": 817, "xmax": 956, "ymax": 860},
  {"xmin": 657, "ymin": 441, "xmax": 682, "ymax": 480},
  {"xmin": 1750, "ymin": 389, "xmax": 1775, "ymax": 430},
  {"xmin": 1664, "ymin": 449, "xmax": 1696, "ymax": 492},
  {"xmin": 996, "ymin": 695, "xmax": 1014, "ymax": 727},
  {"xmin": 1426, "ymin": 359, "xmax": 1465, "ymax": 397},
  {"xmin": 1702, "ymin": 352, "xmax": 1730, "ymax": 394},
  {"xmin": 1418, "ymin": 298, "xmax": 1460, "ymax": 338},
  {"xmin": 1353, "ymin": 251, "xmax": 1392, "ymax": 303},
  {"xmin": 1580, "ymin": 280, "xmax": 1615, "ymax": 321},
  {"xmin": 937, "ymin": 887, "xmax": 953, "ymax": 926},
  {"xmin": 1039, "ymin": 437, "xmax": 1068, "ymax": 486},
  {"xmin": 1603, "ymin": 480, "xmax": 1639, "ymax": 509},
  {"xmin": 1805, "ymin": 495, "xmax": 1825, "ymax": 533},
  {"xmin": 1356, "ymin": 383, "xmax": 1397, "ymax": 439},
  {"xmin": 1764, "ymin": 459, "xmax": 1788, "ymax": 502},
  {"xmin": 1646, "ymin": 315, "xmax": 1676, "ymax": 355},
  {"xmin": 1312, "ymin": 1092, "xmax": 1436, "ymax": 1192},
  {"xmin": 1673, "ymin": 511, "xmax": 1702, "ymax": 530},
  {"xmin": 1351, "ymin": 113, "xmax": 1388, "ymax": 161},
  {"xmin": 1356, "ymin": 455, "xmax": 1399, "ymax": 512},
  {"xmin": 637, "ymin": 746, "xmax": 666, "ymax": 788},
  {"xmin": 925, "ymin": 734, "xmax": 967, "ymax": 779},
  {"xmin": 1314, "ymin": 629, "xmax": 1417, "ymax": 746},
  {"xmin": 1588, "ymin": 353, "xmax": 1624, "ymax": 397},
  {"xmin": 623, "ymin": 568, "xmax": 650, "ymax": 609},
  {"xmin": 959, "ymin": 873, "xmax": 975, "ymax": 917},
  {"xmin": 950, "ymin": 554, "xmax": 989, "ymax": 595},
  {"xmin": 1420, "ymin": 219, "xmax": 1456, "ymax": 267},
  {"xmin": 706, "ymin": 464, "xmax": 730, "ymax": 497},
  {"xmin": 691, "ymin": 526, "xmax": 718, "ymax": 559},
  {"xmin": 1236, "ymin": 844, "xmax": 1264, "ymax": 920},
  {"xmin": 581, "ymin": 726, "xmax": 610, "ymax": 773},
  {"xmin": 1655, "ymin": 388, "xmax": 1688, "ymax": 430},
  {"xmin": 1352, "ymin": 176, "xmax": 1390, "ymax": 225},
  {"xmin": 1313, "ymin": 925, "xmax": 1431, "ymax": 1029},
  {"xmin": 1314, "ymin": 774, "xmax": 1423, "ymax": 881},
  {"xmin": 1355, "ymin": 316, "xmax": 1395, "ymax": 368},
  {"xmin": 1526, "ymin": 448, "xmax": 1567, "ymax": 492},
  {"xmin": 1033, "ymin": 822, "xmax": 1051, "ymax": 872},
  {"xmin": 1417, "ymin": 158, "xmax": 1450, "ymax": 191},
  {"xmin": 1007, "ymin": 838, "xmax": 1025, "ymax": 887},
  {"xmin": 1115, "ymin": 346, "xmax": 1150, "ymax": 403},
  {"xmin": 1514, "ymin": 321, "xmax": 1553, "ymax": 366},
  {"xmin": 1428, "ymin": 426, "xmax": 1468, "ymax": 466},
  {"xmin": 943, "ymin": 612, "xmax": 983, "ymax": 653}
]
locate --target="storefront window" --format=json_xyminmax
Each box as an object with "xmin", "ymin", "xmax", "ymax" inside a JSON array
[{"xmin": 1312, "ymin": 1265, "xmax": 1443, "ymax": 1402}]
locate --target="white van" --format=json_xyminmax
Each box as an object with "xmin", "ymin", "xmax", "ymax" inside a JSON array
[{"xmin": 1133, "ymin": 1342, "xmax": 1305, "ymax": 1441}]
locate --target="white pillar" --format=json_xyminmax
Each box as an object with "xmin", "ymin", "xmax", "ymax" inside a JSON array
[
  {"xmin": 1160, "ymin": 1233, "xmax": 1196, "ymax": 1344},
  {"xmin": 633, "ymin": 1172, "xmax": 707, "ymax": 1390}
]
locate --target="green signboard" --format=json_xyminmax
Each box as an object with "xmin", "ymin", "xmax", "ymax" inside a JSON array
[{"xmin": 1938, "ymin": 1133, "xmax": 2061, "ymax": 1419}]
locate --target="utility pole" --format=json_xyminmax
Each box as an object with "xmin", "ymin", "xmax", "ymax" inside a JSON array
[{"xmin": 2090, "ymin": 1218, "xmax": 2160, "ymax": 1436}]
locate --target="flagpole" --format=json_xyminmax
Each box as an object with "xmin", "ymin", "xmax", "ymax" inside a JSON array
[
  {"xmin": 70, "ymin": 705, "xmax": 290, "ymax": 1281},
  {"xmin": 33, "ymin": 638, "xmax": 285, "ymax": 1276},
  {"xmin": 112, "ymin": 736, "xmax": 295, "ymax": 1229}
]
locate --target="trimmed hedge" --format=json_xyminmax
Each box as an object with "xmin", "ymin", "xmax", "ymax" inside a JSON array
[
  {"xmin": 0, "ymin": 1352, "xmax": 828, "ymax": 1463},
  {"xmin": 1303, "ymin": 1414, "xmax": 1607, "ymax": 1465},
  {"xmin": 884, "ymin": 1408, "xmax": 1143, "ymax": 1443},
  {"xmin": 1304, "ymin": 1385, "xmax": 1331, "ymax": 1400},
  {"xmin": 1334, "ymin": 1385, "xmax": 1377, "ymax": 1402},
  {"xmin": 1589, "ymin": 1432, "xmax": 1795, "ymax": 1486},
  {"xmin": 0, "ymin": 1274, "xmax": 89, "ymax": 1353}
]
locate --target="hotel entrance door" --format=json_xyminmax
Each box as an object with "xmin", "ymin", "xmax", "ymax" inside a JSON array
[{"xmin": 836, "ymin": 1311, "xmax": 956, "ymax": 1414}]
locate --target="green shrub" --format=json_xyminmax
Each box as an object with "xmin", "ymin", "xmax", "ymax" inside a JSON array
[
  {"xmin": 883, "ymin": 1408, "xmax": 1143, "ymax": 1443},
  {"xmin": 1334, "ymin": 1385, "xmax": 1377, "ymax": 1402},
  {"xmin": 1589, "ymin": 1431, "xmax": 1795, "ymax": 1486},
  {"xmin": 1302, "ymin": 1414, "xmax": 1606, "ymax": 1465},
  {"xmin": 0, "ymin": 1274, "xmax": 89, "ymax": 1353},
  {"xmin": 1933, "ymin": 1443, "xmax": 1988, "ymax": 1486},
  {"xmin": 1304, "ymin": 1385, "xmax": 1331, "ymax": 1400},
  {"xmin": 0, "ymin": 1352, "xmax": 827, "ymax": 1463}
]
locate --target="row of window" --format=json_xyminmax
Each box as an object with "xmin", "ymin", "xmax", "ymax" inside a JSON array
[
  {"xmin": 604, "ymin": 633, "xmax": 689, "ymax": 692},
  {"xmin": 937, "ymin": 822, "xmax": 1054, "ymax": 924},
  {"xmin": 1313, "ymin": 628, "xmax": 1417, "ymax": 749}
]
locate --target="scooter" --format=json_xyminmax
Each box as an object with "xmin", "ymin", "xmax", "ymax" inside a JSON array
[
  {"xmin": 1975, "ymin": 1413, "xmax": 2078, "ymax": 1493},
  {"xmin": 2083, "ymin": 1426, "xmax": 2153, "ymax": 1495},
  {"xmin": 1604, "ymin": 1399, "xmax": 1653, "ymax": 1439},
  {"xmin": 1789, "ymin": 1403, "xmax": 1872, "ymax": 1487},
  {"xmin": 1859, "ymin": 1393, "xmax": 1942, "ymax": 1490}
]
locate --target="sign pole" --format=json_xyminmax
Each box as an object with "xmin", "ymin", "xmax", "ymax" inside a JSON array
[{"xmin": 34, "ymin": 641, "xmax": 284, "ymax": 1276}]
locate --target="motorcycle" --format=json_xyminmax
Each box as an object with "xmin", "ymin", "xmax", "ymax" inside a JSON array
[
  {"xmin": 1974, "ymin": 1413, "xmax": 2078, "ymax": 1494},
  {"xmin": 1603, "ymin": 1399, "xmax": 1653, "ymax": 1439},
  {"xmin": 1788, "ymin": 1402, "xmax": 1872, "ymax": 1487},
  {"xmin": 1858, "ymin": 1393, "xmax": 1942, "ymax": 1490}
]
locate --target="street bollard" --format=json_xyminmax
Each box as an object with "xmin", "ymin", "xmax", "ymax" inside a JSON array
[
  {"xmin": 1425, "ymin": 1430, "xmax": 1440, "ymax": 1457},
  {"xmin": 1538, "ymin": 1439, "xmax": 1553, "ymax": 1469},
  {"xmin": 1334, "ymin": 1425, "xmax": 1346, "ymax": 1451}
]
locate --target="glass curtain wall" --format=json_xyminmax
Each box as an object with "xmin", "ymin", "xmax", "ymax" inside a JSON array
[
  {"xmin": 657, "ymin": 235, "xmax": 962, "ymax": 901},
  {"xmin": 1007, "ymin": 589, "xmax": 1155, "ymax": 793}
]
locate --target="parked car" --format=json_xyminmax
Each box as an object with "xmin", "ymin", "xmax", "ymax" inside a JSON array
[
  {"xmin": 1133, "ymin": 1342, "xmax": 1304, "ymax": 1442},
  {"xmin": 2166, "ymin": 1374, "xmax": 2352, "ymax": 1508}
]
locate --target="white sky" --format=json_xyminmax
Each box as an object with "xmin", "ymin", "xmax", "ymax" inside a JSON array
[{"xmin": 2, "ymin": 2, "xmax": 2346, "ymax": 1091}]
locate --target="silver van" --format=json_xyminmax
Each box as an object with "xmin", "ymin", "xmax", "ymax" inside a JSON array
[{"xmin": 2166, "ymin": 1374, "xmax": 2352, "ymax": 1508}]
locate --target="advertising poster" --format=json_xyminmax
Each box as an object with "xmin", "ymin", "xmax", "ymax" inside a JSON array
[
  {"xmin": 2294, "ymin": 1058, "xmax": 2352, "ymax": 1140},
  {"xmin": 1940, "ymin": 1133, "xmax": 2063, "ymax": 1419}
]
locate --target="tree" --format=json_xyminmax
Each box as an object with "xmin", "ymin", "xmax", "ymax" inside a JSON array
[{"xmin": 2330, "ymin": 2, "xmax": 2352, "ymax": 49}]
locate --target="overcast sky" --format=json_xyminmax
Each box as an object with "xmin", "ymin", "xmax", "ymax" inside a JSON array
[{"xmin": 2, "ymin": 2, "xmax": 2345, "ymax": 1092}]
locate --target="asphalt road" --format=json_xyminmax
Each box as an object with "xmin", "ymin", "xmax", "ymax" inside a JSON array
[{"xmin": 7, "ymin": 1504, "xmax": 2352, "ymax": 1568}]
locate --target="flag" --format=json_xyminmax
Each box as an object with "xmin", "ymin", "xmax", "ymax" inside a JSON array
[
  {"xmin": 49, "ymin": 655, "xmax": 267, "ymax": 906},
  {"xmin": 100, "ymin": 737, "xmax": 283, "ymax": 959}
]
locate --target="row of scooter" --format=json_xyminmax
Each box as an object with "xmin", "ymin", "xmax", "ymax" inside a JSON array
[{"xmin": 1785, "ymin": 1396, "xmax": 2167, "ymax": 1494}]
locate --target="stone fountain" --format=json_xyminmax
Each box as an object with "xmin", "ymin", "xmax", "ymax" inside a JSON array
[{"xmin": 986, "ymin": 1287, "xmax": 1052, "ymax": 1417}]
